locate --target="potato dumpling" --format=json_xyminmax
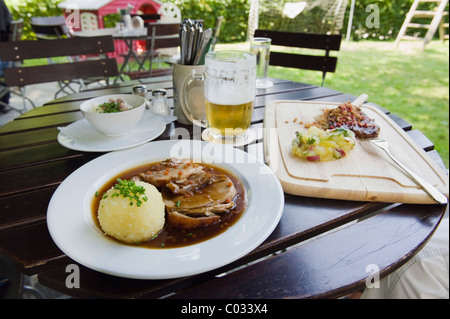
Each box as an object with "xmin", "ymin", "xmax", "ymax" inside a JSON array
[{"xmin": 97, "ymin": 180, "xmax": 165, "ymax": 244}]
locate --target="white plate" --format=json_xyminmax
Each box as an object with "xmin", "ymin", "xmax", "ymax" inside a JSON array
[
  {"xmin": 47, "ymin": 140, "xmax": 284, "ymax": 279},
  {"xmin": 57, "ymin": 111, "xmax": 175, "ymax": 152}
]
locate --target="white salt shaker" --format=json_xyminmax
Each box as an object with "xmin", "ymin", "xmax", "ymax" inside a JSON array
[{"xmin": 150, "ymin": 89, "xmax": 170, "ymax": 115}]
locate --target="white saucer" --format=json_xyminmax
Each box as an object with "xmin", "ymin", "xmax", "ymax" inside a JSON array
[
  {"xmin": 201, "ymin": 128, "xmax": 256, "ymax": 147},
  {"xmin": 57, "ymin": 111, "xmax": 176, "ymax": 152}
]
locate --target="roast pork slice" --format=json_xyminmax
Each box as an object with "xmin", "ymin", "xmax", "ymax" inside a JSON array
[
  {"xmin": 167, "ymin": 211, "xmax": 220, "ymax": 229},
  {"xmin": 165, "ymin": 175, "xmax": 238, "ymax": 229},
  {"xmin": 164, "ymin": 175, "xmax": 237, "ymax": 211},
  {"xmin": 137, "ymin": 158, "xmax": 204, "ymax": 187},
  {"xmin": 175, "ymin": 202, "xmax": 236, "ymax": 217},
  {"xmin": 166, "ymin": 171, "xmax": 211, "ymax": 195}
]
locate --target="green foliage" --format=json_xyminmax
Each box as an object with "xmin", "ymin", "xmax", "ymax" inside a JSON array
[
  {"xmin": 103, "ymin": 13, "xmax": 121, "ymax": 28},
  {"xmin": 170, "ymin": 0, "xmax": 251, "ymax": 43},
  {"xmin": 6, "ymin": 0, "xmax": 251, "ymax": 43},
  {"xmin": 343, "ymin": 0, "xmax": 448, "ymax": 41},
  {"xmin": 168, "ymin": 0, "xmax": 449, "ymax": 42},
  {"xmin": 257, "ymin": 0, "xmax": 448, "ymax": 41},
  {"xmin": 172, "ymin": 0, "xmax": 449, "ymax": 42},
  {"xmin": 5, "ymin": 0, "xmax": 64, "ymax": 40},
  {"xmin": 5, "ymin": 0, "xmax": 448, "ymax": 43},
  {"xmin": 258, "ymin": 1, "xmax": 344, "ymax": 34}
]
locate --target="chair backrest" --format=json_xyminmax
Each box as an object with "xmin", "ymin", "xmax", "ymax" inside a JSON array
[
  {"xmin": 0, "ymin": 36, "xmax": 118, "ymax": 87},
  {"xmin": 126, "ymin": 22, "xmax": 180, "ymax": 79},
  {"xmin": 146, "ymin": 22, "xmax": 180, "ymax": 50},
  {"xmin": 130, "ymin": 14, "xmax": 161, "ymax": 25},
  {"xmin": 211, "ymin": 16, "xmax": 224, "ymax": 51},
  {"xmin": 30, "ymin": 16, "xmax": 71, "ymax": 39},
  {"xmin": 9, "ymin": 19, "xmax": 24, "ymax": 42},
  {"xmin": 254, "ymin": 30, "xmax": 342, "ymax": 86}
]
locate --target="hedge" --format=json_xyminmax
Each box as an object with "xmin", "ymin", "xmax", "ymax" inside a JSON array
[{"xmin": 6, "ymin": 0, "xmax": 63, "ymax": 40}]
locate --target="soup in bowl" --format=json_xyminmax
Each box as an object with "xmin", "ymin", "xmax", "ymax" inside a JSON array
[{"xmin": 80, "ymin": 94, "xmax": 146, "ymax": 136}]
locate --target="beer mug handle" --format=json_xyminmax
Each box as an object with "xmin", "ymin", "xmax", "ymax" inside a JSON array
[{"xmin": 180, "ymin": 73, "xmax": 207, "ymax": 128}]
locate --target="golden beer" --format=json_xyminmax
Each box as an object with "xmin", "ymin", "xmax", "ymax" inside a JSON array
[
  {"xmin": 180, "ymin": 51, "xmax": 256, "ymax": 143},
  {"xmin": 205, "ymin": 100, "xmax": 254, "ymax": 136}
]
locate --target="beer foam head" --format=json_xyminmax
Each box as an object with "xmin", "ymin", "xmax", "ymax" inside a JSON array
[{"xmin": 205, "ymin": 51, "xmax": 256, "ymax": 105}]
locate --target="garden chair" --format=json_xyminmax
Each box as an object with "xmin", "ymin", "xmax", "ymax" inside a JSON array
[
  {"xmin": 211, "ymin": 16, "xmax": 224, "ymax": 51},
  {"xmin": 30, "ymin": 16, "xmax": 72, "ymax": 40},
  {"xmin": 254, "ymin": 30, "xmax": 342, "ymax": 86},
  {"xmin": 127, "ymin": 22, "xmax": 180, "ymax": 80},
  {"xmin": 0, "ymin": 18, "xmax": 34, "ymax": 114},
  {"xmin": 0, "ymin": 36, "xmax": 118, "ymax": 113},
  {"xmin": 9, "ymin": 18, "xmax": 24, "ymax": 42},
  {"xmin": 130, "ymin": 13, "xmax": 161, "ymax": 25},
  {"xmin": 30, "ymin": 16, "xmax": 83, "ymax": 97},
  {"xmin": 30, "ymin": 16, "xmax": 115, "ymax": 95}
]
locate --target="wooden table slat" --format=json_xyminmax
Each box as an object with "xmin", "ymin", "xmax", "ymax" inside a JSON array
[
  {"xmin": 0, "ymin": 186, "xmax": 57, "ymax": 231},
  {"xmin": 0, "ymin": 112, "xmax": 84, "ymax": 135},
  {"xmin": 0, "ymin": 127, "xmax": 59, "ymax": 151},
  {"xmin": 0, "ymin": 155, "xmax": 98, "ymax": 197},
  {"xmin": 0, "ymin": 221, "xmax": 69, "ymax": 275},
  {"xmin": 406, "ymin": 129, "xmax": 434, "ymax": 152},
  {"xmin": 388, "ymin": 113, "xmax": 412, "ymax": 131},
  {"xmin": 0, "ymin": 142, "xmax": 87, "ymax": 171},
  {"xmin": 166, "ymin": 204, "xmax": 446, "ymax": 299}
]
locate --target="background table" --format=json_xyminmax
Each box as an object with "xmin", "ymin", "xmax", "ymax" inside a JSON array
[
  {"xmin": 74, "ymin": 28, "xmax": 148, "ymax": 82},
  {"xmin": 0, "ymin": 76, "xmax": 447, "ymax": 299}
]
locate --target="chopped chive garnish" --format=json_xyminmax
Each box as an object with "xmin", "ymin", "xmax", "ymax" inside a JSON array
[
  {"xmin": 101, "ymin": 178, "xmax": 148, "ymax": 207},
  {"xmin": 307, "ymin": 137, "xmax": 316, "ymax": 145}
]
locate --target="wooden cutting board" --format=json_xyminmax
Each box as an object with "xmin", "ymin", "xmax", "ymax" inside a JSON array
[{"xmin": 263, "ymin": 100, "xmax": 449, "ymax": 204}]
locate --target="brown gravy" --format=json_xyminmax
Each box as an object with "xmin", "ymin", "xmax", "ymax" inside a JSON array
[{"xmin": 91, "ymin": 160, "xmax": 246, "ymax": 249}]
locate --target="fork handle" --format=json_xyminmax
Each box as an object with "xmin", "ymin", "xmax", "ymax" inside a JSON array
[{"xmin": 381, "ymin": 148, "xmax": 448, "ymax": 204}]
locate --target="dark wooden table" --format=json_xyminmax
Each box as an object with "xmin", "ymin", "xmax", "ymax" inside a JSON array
[{"xmin": 0, "ymin": 76, "xmax": 447, "ymax": 299}]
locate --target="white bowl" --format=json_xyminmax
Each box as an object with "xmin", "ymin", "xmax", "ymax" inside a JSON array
[{"xmin": 80, "ymin": 94, "xmax": 146, "ymax": 136}]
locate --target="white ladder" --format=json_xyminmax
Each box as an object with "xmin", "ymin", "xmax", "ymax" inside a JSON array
[{"xmin": 394, "ymin": 0, "xmax": 449, "ymax": 48}]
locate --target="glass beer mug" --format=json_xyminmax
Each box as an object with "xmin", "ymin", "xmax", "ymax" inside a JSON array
[{"xmin": 181, "ymin": 51, "xmax": 256, "ymax": 143}]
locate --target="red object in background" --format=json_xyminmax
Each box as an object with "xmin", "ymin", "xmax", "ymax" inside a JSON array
[
  {"xmin": 60, "ymin": 0, "xmax": 162, "ymax": 61},
  {"xmin": 60, "ymin": 0, "xmax": 161, "ymax": 31}
]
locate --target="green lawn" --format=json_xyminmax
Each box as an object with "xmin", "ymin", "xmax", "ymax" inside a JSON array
[
  {"xmin": 330, "ymin": 41, "xmax": 449, "ymax": 170},
  {"xmin": 217, "ymin": 40, "xmax": 449, "ymax": 169}
]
